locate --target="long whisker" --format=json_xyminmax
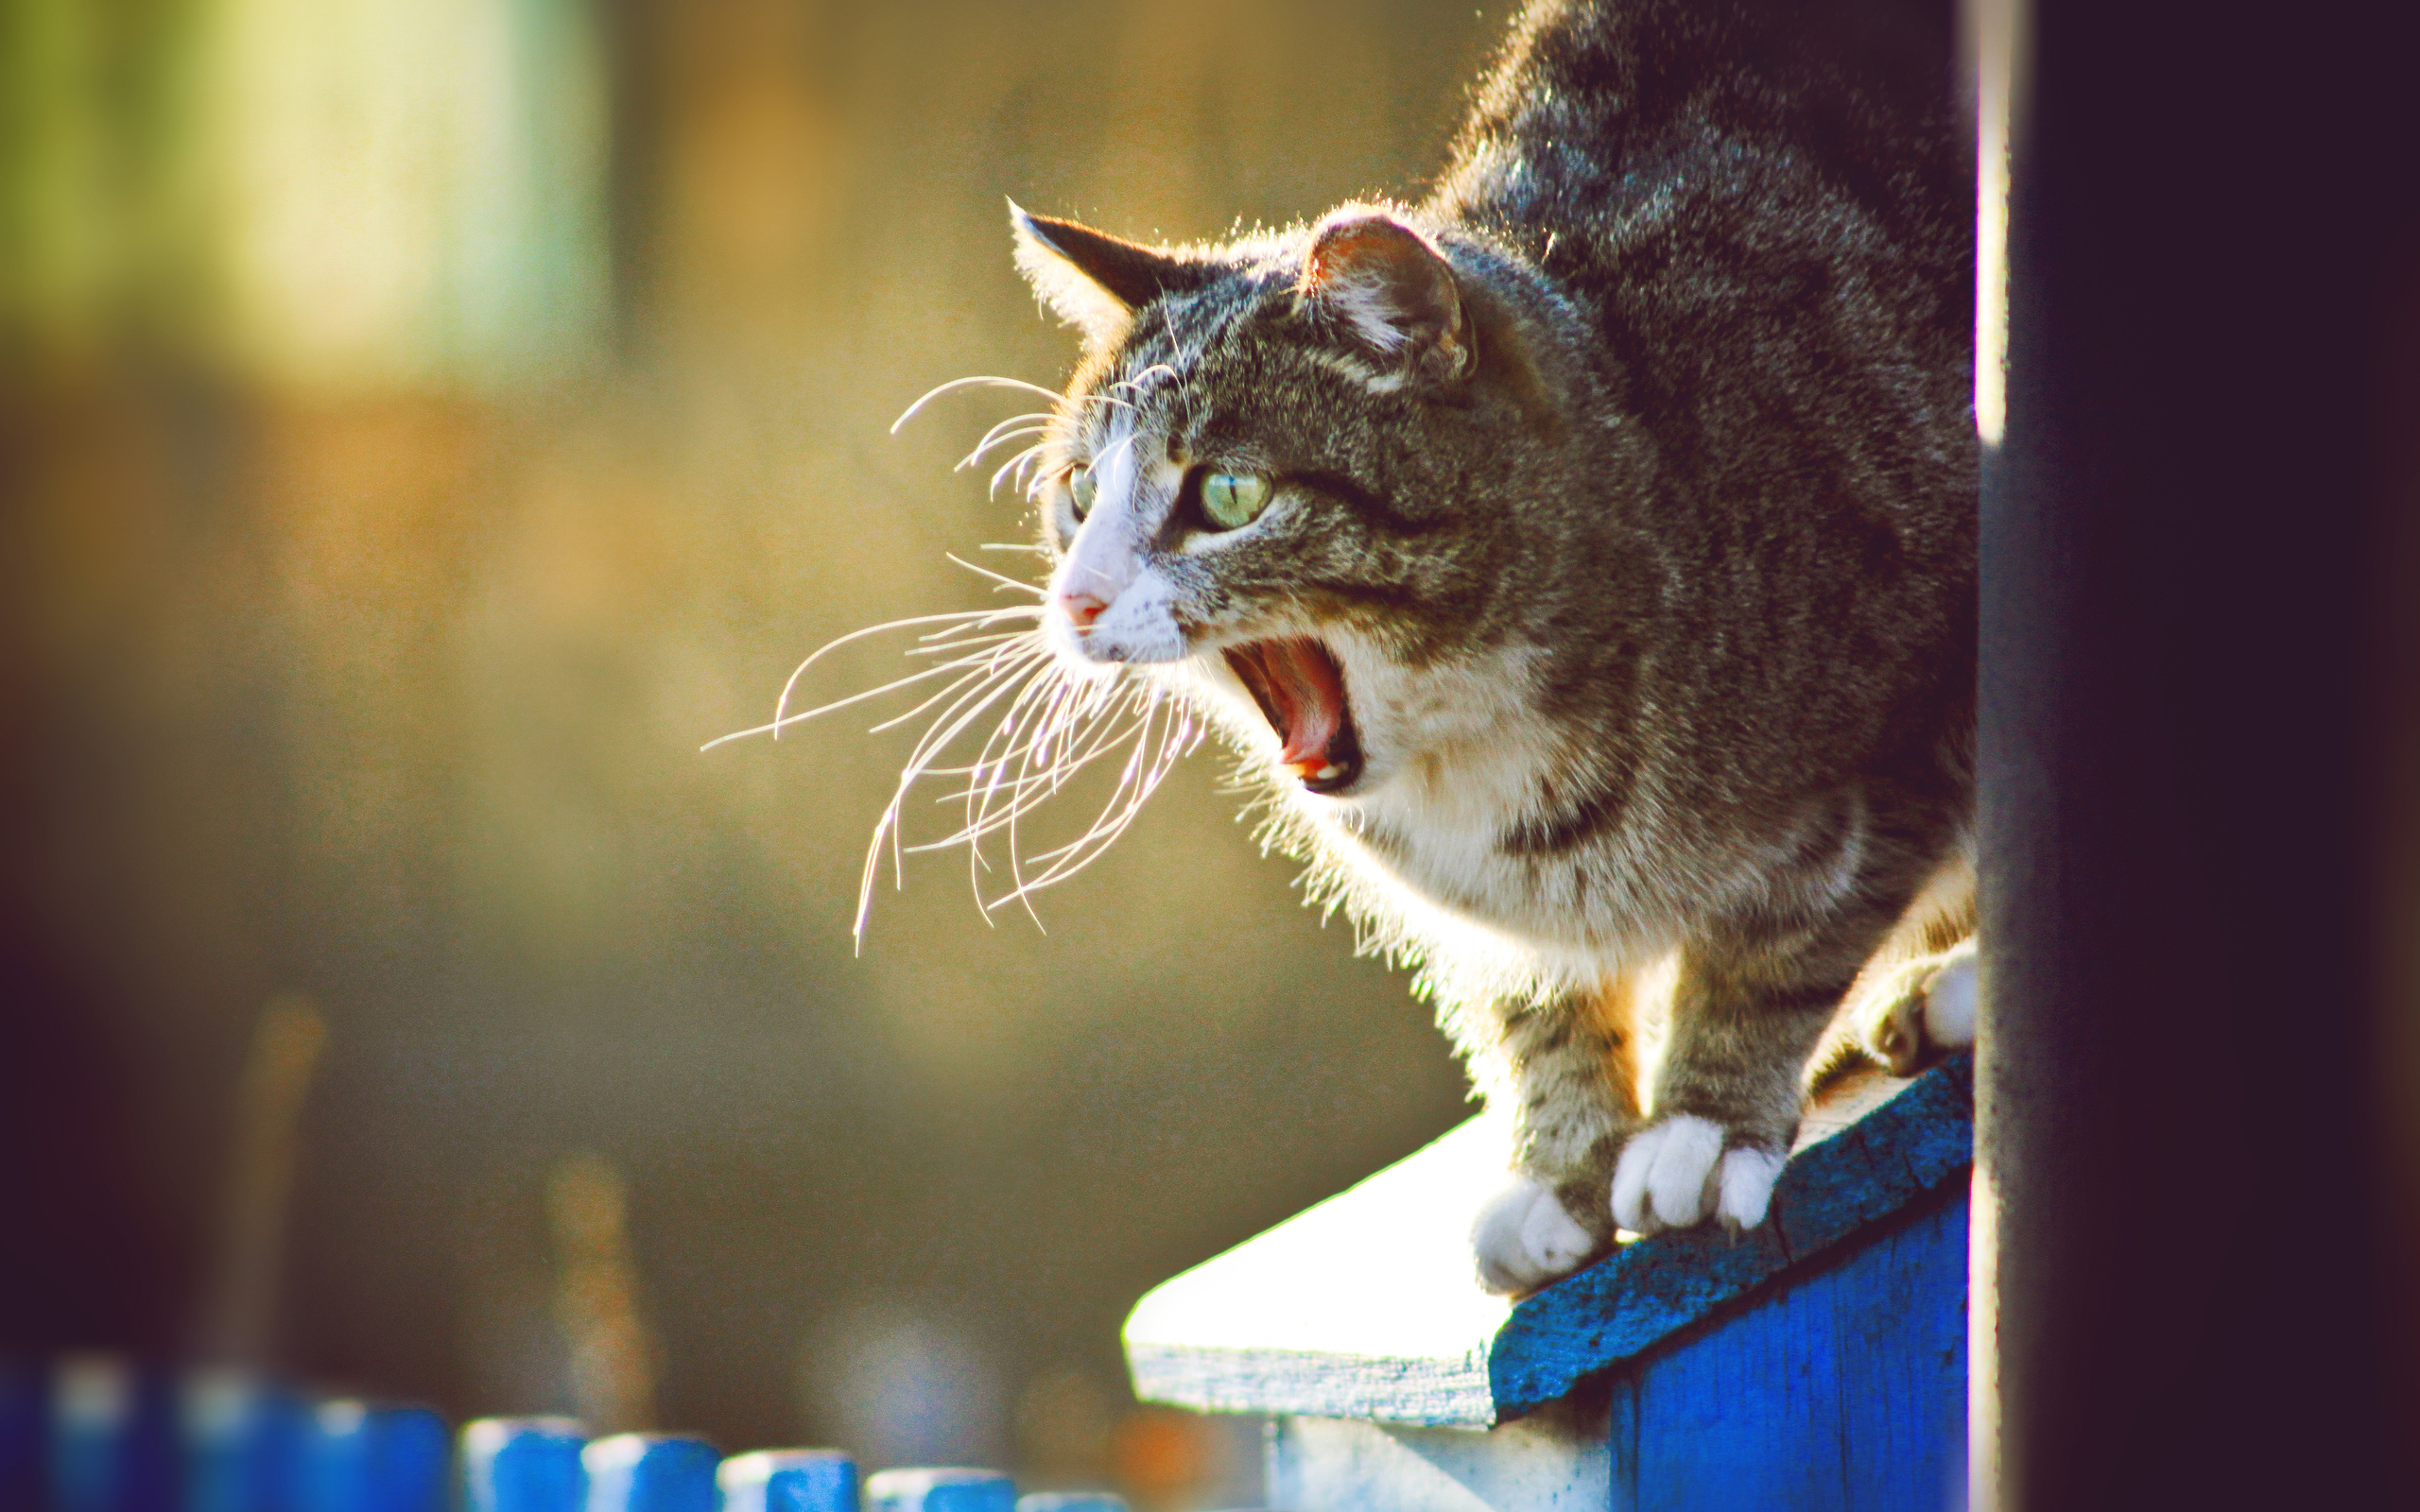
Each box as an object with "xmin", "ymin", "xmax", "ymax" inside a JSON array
[
  {"xmin": 717, "ymin": 649, "xmax": 1013, "ymax": 747},
  {"xmin": 902, "ymin": 627, "xmax": 1036, "ymax": 658},
  {"xmin": 892, "ymin": 375, "xmax": 1069, "ymax": 434},
  {"xmin": 959, "ymin": 426, "xmax": 1049, "ymax": 473},
  {"xmin": 967, "ymin": 410, "xmax": 1056, "ymax": 455},
  {"xmin": 866, "ymin": 644, "xmax": 1052, "ymax": 735},
  {"xmin": 854, "ymin": 656, "xmax": 1058, "ymax": 945},
  {"xmin": 991, "ymin": 442, "xmax": 1053, "ymax": 499},
  {"xmin": 993, "ymin": 683, "xmax": 1201, "ymax": 905},
  {"xmin": 1108, "ymin": 363, "xmax": 1179, "ymax": 398},
  {"xmin": 698, "ymin": 607, "xmax": 1038, "ymax": 751},
  {"xmin": 946, "ymin": 553, "xmax": 1048, "ymax": 597},
  {"xmin": 924, "ymin": 682, "xmax": 1136, "ymax": 835}
]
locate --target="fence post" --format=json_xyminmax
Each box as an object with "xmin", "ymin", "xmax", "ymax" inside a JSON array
[{"xmin": 1974, "ymin": 1, "xmax": 2417, "ymax": 1506}]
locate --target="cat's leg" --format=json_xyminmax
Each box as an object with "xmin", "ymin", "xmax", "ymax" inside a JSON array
[
  {"xmin": 1610, "ymin": 951, "xmax": 1847, "ymax": 1234},
  {"xmin": 1614, "ymin": 803, "xmax": 1934, "ymax": 1234},
  {"xmin": 1469, "ymin": 978, "xmax": 1642, "ymax": 1296}
]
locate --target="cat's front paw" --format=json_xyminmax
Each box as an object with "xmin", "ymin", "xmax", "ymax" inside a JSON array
[
  {"xmin": 1854, "ymin": 941, "xmax": 1978, "ymax": 1075},
  {"xmin": 1471, "ymin": 1175, "xmax": 1598, "ymax": 1296},
  {"xmin": 1610, "ymin": 1116, "xmax": 1787, "ymax": 1234}
]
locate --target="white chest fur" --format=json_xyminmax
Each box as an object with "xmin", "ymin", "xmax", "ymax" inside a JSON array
[{"xmin": 1168, "ymin": 635, "xmax": 1683, "ymax": 986}]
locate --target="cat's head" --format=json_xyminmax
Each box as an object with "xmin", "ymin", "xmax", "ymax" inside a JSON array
[{"xmin": 1011, "ymin": 201, "xmax": 1606, "ymax": 805}]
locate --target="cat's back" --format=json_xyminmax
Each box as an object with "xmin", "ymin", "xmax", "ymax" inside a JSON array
[
  {"xmin": 1433, "ymin": 0, "xmax": 1972, "ymax": 463},
  {"xmin": 1430, "ymin": 0, "xmax": 1976, "ymax": 797},
  {"xmin": 1436, "ymin": 0, "xmax": 1970, "ymax": 290}
]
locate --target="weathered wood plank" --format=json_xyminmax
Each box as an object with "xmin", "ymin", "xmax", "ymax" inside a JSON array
[{"xmin": 1267, "ymin": 1391, "xmax": 1615, "ymax": 1512}]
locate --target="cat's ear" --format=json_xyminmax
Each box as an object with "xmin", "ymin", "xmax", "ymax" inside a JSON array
[
  {"xmin": 1294, "ymin": 209, "xmax": 1476, "ymax": 387},
  {"xmin": 1011, "ymin": 202, "xmax": 1213, "ymax": 344}
]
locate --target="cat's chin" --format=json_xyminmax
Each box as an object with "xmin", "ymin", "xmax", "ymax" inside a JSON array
[{"xmin": 1219, "ymin": 637, "xmax": 1365, "ymax": 795}]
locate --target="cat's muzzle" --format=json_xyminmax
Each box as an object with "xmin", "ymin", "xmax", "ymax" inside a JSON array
[{"xmin": 1220, "ymin": 638, "xmax": 1363, "ymax": 794}]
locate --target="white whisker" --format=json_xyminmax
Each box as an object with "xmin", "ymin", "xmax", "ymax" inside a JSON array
[
  {"xmin": 946, "ymin": 553, "xmax": 1049, "ymax": 597},
  {"xmin": 959, "ymin": 426, "xmax": 1049, "ymax": 473},
  {"xmin": 866, "ymin": 644, "xmax": 1050, "ymax": 736},
  {"xmin": 891, "ymin": 375, "xmax": 1070, "ymax": 434},
  {"xmin": 710, "ymin": 607, "xmax": 1028, "ymax": 750},
  {"xmin": 990, "ymin": 442, "xmax": 1054, "ymax": 499},
  {"xmin": 903, "ymin": 628, "xmax": 1037, "ymax": 658}
]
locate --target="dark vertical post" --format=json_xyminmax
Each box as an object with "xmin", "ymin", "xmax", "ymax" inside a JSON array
[{"xmin": 1976, "ymin": 2, "xmax": 2420, "ymax": 1508}]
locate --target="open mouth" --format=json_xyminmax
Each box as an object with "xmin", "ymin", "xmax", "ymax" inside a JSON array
[{"xmin": 1220, "ymin": 638, "xmax": 1364, "ymax": 794}]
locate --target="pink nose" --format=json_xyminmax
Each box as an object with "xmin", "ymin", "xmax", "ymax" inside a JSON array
[{"xmin": 1059, "ymin": 591, "xmax": 1109, "ymax": 627}]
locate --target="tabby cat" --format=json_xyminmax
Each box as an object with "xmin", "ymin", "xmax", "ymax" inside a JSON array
[{"xmin": 947, "ymin": 0, "xmax": 1972, "ymax": 1294}]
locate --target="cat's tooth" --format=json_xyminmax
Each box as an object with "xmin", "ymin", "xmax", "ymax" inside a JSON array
[{"xmin": 1314, "ymin": 764, "xmax": 1342, "ymax": 782}]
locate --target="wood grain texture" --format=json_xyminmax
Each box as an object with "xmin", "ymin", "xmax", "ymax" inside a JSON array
[{"xmin": 1608, "ymin": 1190, "xmax": 1967, "ymax": 1511}]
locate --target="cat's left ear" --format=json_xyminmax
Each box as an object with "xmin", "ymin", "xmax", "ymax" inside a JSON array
[
  {"xmin": 1011, "ymin": 202, "xmax": 1215, "ymax": 344},
  {"xmin": 1294, "ymin": 209, "xmax": 1477, "ymax": 388}
]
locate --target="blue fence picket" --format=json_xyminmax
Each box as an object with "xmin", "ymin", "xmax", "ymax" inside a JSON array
[
  {"xmin": 461, "ymin": 1419, "xmax": 587, "ymax": 1512},
  {"xmin": 579, "ymin": 1435, "xmax": 717, "ymax": 1512},
  {"xmin": 863, "ymin": 1468, "xmax": 1018, "ymax": 1512},
  {"xmin": 715, "ymin": 1450, "xmax": 857, "ymax": 1512}
]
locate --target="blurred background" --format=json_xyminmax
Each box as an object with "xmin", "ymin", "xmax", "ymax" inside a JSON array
[{"xmin": 0, "ymin": 0, "xmax": 1512, "ymax": 1503}]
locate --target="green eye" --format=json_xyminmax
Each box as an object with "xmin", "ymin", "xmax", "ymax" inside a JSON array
[
  {"xmin": 1201, "ymin": 472, "xmax": 1271, "ymax": 530},
  {"xmin": 1068, "ymin": 464, "xmax": 1097, "ymax": 520}
]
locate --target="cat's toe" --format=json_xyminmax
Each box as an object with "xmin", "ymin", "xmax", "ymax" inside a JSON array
[
  {"xmin": 1922, "ymin": 952, "xmax": 1977, "ymax": 1051},
  {"xmin": 1611, "ymin": 1115, "xmax": 1722, "ymax": 1232},
  {"xmin": 1856, "ymin": 945, "xmax": 1977, "ymax": 1075},
  {"xmin": 1471, "ymin": 1176, "xmax": 1594, "ymax": 1296},
  {"xmin": 1610, "ymin": 1118, "xmax": 1787, "ymax": 1232},
  {"xmin": 1715, "ymin": 1145, "xmax": 1785, "ymax": 1228}
]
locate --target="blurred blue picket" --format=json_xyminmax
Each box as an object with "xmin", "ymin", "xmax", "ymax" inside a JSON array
[
  {"xmin": 302, "ymin": 1403, "xmax": 445, "ymax": 1512},
  {"xmin": 48, "ymin": 1358, "xmax": 177, "ymax": 1512},
  {"xmin": 0, "ymin": 1363, "xmax": 1224, "ymax": 1512},
  {"xmin": 460, "ymin": 1419, "xmax": 587, "ymax": 1512},
  {"xmin": 714, "ymin": 1450, "xmax": 857, "ymax": 1512},
  {"xmin": 579, "ymin": 1435, "xmax": 716, "ymax": 1512},
  {"xmin": 863, "ymin": 1468, "xmax": 1017, "ymax": 1512},
  {"xmin": 180, "ymin": 1373, "xmax": 307, "ymax": 1512}
]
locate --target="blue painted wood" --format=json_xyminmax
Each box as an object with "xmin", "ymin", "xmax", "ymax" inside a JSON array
[
  {"xmin": 579, "ymin": 1435, "xmax": 718, "ymax": 1512},
  {"xmin": 716, "ymin": 1450, "xmax": 859, "ymax": 1512},
  {"xmin": 303, "ymin": 1402, "xmax": 447, "ymax": 1512},
  {"xmin": 863, "ymin": 1468, "xmax": 1018, "ymax": 1512},
  {"xmin": 462, "ymin": 1419, "xmax": 589, "ymax": 1512},
  {"xmin": 1608, "ymin": 1188, "xmax": 1968, "ymax": 1512},
  {"xmin": 1492, "ymin": 1056, "xmax": 1973, "ymax": 1421}
]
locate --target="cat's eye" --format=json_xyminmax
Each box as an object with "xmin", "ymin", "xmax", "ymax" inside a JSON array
[
  {"xmin": 1200, "ymin": 472, "xmax": 1271, "ymax": 530},
  {"xmin": 1067, "ymin": 464, "xmax": 1098, "ymax": 521}
]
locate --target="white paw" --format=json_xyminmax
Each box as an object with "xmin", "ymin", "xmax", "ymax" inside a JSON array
[
  {"xmin": 1471, "ymin": 1176, "xmax": 1595, "ymax": 1296},
  {"xmin": 1923, "ymin": 952, "xmax": 1977, "ymax": 1050},
  {"xmin": 1611, "ymin": 1116, "xmax": 1784, "ymax": 1233}
]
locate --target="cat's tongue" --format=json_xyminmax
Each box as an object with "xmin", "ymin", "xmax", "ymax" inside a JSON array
[{"xmin": 1222, "ymin": 638, "xmax": 1358, "ymax": 790}]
